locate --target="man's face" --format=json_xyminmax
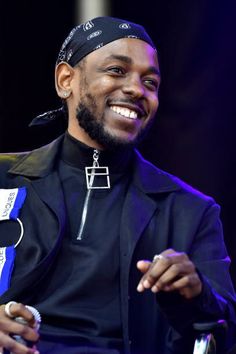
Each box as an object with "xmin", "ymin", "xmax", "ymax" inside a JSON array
[{"xmin": 68, "ymin": 38, "xmax": 160, "ymax": 149}]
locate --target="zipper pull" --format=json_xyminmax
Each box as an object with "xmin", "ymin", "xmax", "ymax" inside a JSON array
[{"xmin": 85, "ymin": 149, "xmax": 110, "ymax": 189}]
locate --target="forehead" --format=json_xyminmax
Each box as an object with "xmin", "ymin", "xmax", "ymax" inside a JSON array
[{"xmin": 84, "ymin": 38, "xmax": 159, "ymax": 70}]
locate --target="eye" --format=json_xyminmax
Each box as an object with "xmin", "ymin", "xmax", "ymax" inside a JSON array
[
  {"xmin": 107, "ymin": 66, "xmax": 126, "ymax": 75},
  {"xmin": 143, "ymin": 78, "xmax": 159, "ymax": 91}
]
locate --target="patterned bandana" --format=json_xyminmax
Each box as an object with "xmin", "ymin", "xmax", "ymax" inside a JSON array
[
  {"xmin": 57, "ymin": 16, "xmax": 156, "ymax": 67},
  {"xmin": 30, "ymin": 16, "xmax": 156, "ymax": 126}
]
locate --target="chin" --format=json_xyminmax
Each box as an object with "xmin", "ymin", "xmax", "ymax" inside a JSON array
[
  {"xmin": 93, "ymin": 132, "xmax": 135, "ymax": 150},
  {"xmin": 76, "ymin": 103, "xmax": 144, "ymax": 150}
]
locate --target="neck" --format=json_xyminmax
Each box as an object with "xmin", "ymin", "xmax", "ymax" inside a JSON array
[
  {"xmin": 61, "ymin": 131, "xmax": 134, "ymax": 174},
  {"xmin": 68, "ymin": 124, "xmax": 105, "ymax": 151}
]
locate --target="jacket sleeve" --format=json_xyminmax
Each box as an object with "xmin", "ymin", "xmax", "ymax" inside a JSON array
[{"xmin": 155, "ymin": 202, "xmax": 236, "ymax": 350}]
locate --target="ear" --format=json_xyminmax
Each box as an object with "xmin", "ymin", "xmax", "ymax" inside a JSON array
[{"xmin": 55, "ymin": 62, "xmax": 75, "ymax": 99}]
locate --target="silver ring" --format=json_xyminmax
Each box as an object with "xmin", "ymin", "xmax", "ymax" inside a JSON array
[
  {"xmin": 4, "ymin": 301, "xmax": 17, "ymax": 318},
  {"xmin": 153, "ymin": 254, "xmax": 165, "ymax": 262}
]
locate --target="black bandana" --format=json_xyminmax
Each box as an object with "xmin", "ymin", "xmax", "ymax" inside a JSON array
[
  {"xmin": 57, "ymin": 16, "xmax": 156, "ymax": 67},
  {"xmin": 30, "ymin": 16, "xmax": 156, "ymax": 126}
]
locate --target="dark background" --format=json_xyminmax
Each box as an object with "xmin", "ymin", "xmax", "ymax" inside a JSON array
[{"xmin": 0, "ymin": 1, "xmax": 236, "ymax": 284}]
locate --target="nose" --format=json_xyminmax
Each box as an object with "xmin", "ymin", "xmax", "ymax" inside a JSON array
[{"xmin": 122, "ymin": 74, "xmax": 145, "ymax": 99}]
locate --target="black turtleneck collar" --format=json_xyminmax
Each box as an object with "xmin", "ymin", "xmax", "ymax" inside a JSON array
[{"xmin": 61, "ymin": 131, "xmax": 134, "ymax": 174}]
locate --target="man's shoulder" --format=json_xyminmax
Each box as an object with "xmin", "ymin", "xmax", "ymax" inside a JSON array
[
  {"xmin": 0, "ymin": 151, "xmax": 28, "ymax": 172},
  {"xmin": 0, "ymin": 135, "xmax": 64, "ymax": 178},
  {"xmin": 134, "ymin": 150, "xmax": 214, "ymax": 205},
  {"xmin": 0, "ymin": 151, "xmax": 29, "ymax": 186}
]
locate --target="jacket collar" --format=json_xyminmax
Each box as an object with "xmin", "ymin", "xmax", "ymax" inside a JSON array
[
  {"xmin": 132, "ymin": 150, "xmax": 182, "ymax": 194},
  {"xmin": 8, "ymin": 135, "xmax": 64, "ymax": 178},
  {"xmin": 8, "ymin": 135, "xmax": 181, "ymax": 194}
]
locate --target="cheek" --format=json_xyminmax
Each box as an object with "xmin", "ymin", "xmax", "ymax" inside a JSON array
[
  {"xmin": 71, "ymin": 85, "xmax": 83, "ymax": 107},
  {"xmin": 150, "ymin": 95, "xmax": 159, "ymax": 115},
  {"xmin": 89, "ymin": 77, "xmax": 118, "ymax": 93}
]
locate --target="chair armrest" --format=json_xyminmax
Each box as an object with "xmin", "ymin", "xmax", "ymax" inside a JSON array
[
  {"xmin": 193, "ymin": 320, "xmax": 228, "ymax": 332},
  {"xmin": 193, "ymin": 320, "xmax": 228, "ymax": 354}
]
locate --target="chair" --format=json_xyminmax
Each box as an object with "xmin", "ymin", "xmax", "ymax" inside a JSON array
[{"xmin": 193, "ymin": 320, "xmax": 228, "ymax": 354}]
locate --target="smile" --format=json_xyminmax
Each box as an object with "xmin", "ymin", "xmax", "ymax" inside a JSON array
[{"xmin": 110, "ymin": 105, "xmax": 138, "ymax": 119}]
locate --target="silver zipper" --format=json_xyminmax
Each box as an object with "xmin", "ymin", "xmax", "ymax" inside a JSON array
[
  {"xmin": 76, "ymin": 170, "xmax": 95, "ymax": 240},
  {"xmin": 76, "ymin": 151, "xmax": 98, "ymax": 240}
]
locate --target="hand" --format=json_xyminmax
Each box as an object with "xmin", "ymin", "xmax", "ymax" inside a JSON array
[
  {"xmin": 137, "ymin": 249, "xmax": 202, "ymax": 299},
  {"xmin": 0, "ymin": 302, "xmax": 39, "ymax": 354}
]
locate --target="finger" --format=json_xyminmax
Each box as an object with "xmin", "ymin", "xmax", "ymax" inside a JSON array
[
  {"xmin": 150, "ymin": 261, "xmax": 196, "ymax": 292},
  {"xmin": 169, "ymin": 273, "xmax": 202, "ymax": 297},
  {"xmin": 0, "ymin": 331, "xmax": 38, "ymax": 354},
  {"xmin": 136, "ymin": 260, "xmax": 152, "ymax": 273},
  {"xmin": 1, "ymin": 317, "xmax": 39, "ymax": 343},
  {"xmin": 139, "ymin": 255, "xmax": 172, "ymax": 290},
  {"xmin": 0, "ymin": 308, "xmax": 39, "ymax": 344},
  {"xmin": 152, "ymin": 272, "xmax": 202, "ymax": 297},
  {"xmin": 136, "ymin": 260, "xmax": 151, "ymax": 292},
  {"xmin": 137, "ymin": 255, "xmax": 170, "ymax": 292},
  {"xmin": 148, "ymin": 251, "xmax": 191, "ymax": 282},
  {"xmin": 6, "ymin": 303, "xmax": 35, "ymax": 326},
  {"xmin": 137, "ymin": 250, "xmax": 192, "ymax": 292},
  {"xmin": 3, "ymin": 303, "xmax": 37, "ymax": 329}
]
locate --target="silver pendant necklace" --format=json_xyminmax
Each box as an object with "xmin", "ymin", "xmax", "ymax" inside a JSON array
[{"xmin": 85, "ymin": 149, "xmax": 110, "ymax": 189}]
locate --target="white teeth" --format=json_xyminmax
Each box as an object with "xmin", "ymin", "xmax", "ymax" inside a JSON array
[
  {"xmin": 110, "ymin": 105, "xmax": 138, "ymax": 119},
  {"xmin": 129, "ymin": 111, "xmax": 136, "ymax": 119}
]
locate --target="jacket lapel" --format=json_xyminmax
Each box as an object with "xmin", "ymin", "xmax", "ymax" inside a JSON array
[
  {"xmin": 120, "ymin": 149, "xmax": 181, "ymax": 258},
  {"xmin": 7, "ymin": 135, "xmax": 65, "ymax": 225},
  {"xmin": 31, "ymin": 171, "xmax": 66, "ymax": 229},
  {"xmin": 120, "ymin": 184, "xmax": 158, "ymax": 258}
]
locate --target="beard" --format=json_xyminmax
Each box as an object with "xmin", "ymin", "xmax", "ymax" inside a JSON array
[{"xmin": 76, "ymin": 94, "xmax": 154, "ymax": 151}]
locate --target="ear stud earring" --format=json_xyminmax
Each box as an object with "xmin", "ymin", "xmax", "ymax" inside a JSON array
[{"xmin": 63, "ymin": 91, "xmax": 70, "ymax": 98}]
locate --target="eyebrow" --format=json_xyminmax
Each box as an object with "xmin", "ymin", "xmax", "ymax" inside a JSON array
[{"xmin": 104, "ymin": 54, "xmax": 161, "ymax": 77}]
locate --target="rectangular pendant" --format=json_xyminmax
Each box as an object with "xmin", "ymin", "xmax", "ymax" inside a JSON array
[{"xmin": 85, "ymin": 166, "xmax": 110, "ymax": 189}]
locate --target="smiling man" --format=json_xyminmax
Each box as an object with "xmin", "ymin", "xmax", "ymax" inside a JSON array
[
  {"xmin": 0, "ymin": 16, "xmax": 235, "ymax": 354},
  {"xmin": 59, "ymin": 33, "xmax": 160, "ymax": 150}
]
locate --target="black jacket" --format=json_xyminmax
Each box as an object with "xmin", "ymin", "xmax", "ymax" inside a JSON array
[{"xmin": 0, "ymin": 135, "xmax": 235, "ymax": 353}]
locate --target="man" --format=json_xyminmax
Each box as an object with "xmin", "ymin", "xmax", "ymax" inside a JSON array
[{"xmin": 0, "ymin": 16, "xmax": 235, "ymax": 354}]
